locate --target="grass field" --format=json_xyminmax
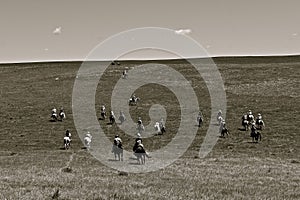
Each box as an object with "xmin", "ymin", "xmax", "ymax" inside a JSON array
[{"xmin": 0, "ymin": 56, "xmax": 299, "ymax": 199}]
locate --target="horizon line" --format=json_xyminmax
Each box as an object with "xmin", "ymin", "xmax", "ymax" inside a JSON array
[{"xmin": 1, "ymin": 53, "xmax": 300, "ymax": 64}]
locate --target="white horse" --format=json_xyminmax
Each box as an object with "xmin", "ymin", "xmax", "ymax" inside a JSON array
[
  {"xmin": 84, "ymin": 133, "xmax": 92, "ymax": 149},
  {"xmin": 217, "ymin": 110, "xmax": 223, "ymax": 125},
  {"xmin": 154, "ymin": 122, "xmax": 161, "ymax": 134}
]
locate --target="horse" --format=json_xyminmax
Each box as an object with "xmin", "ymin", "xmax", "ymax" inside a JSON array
[
  {"xmin": 241, "ymin": 114, "xmax": 250, "ymax": 131},
  {"xmin": 129, "ymin": 96, "xmax": 140, "ymax": 106},
  {"xmin": 256, "ymin": 119, "xmax": 265, "ymax": 130},
  {"xmin": 59, "ymin": 110, "xmax": 66, "ymax": 121},
  {"xmin": 118, "ymin": 111, "xmax": 126, "ymax": 124},
  {"xmin": 197, "ymin": 115, "xmax": 203, "ymax": 127},
  {"xmin": 51, "ymin": 113, "xmax": 58, "ymax": 121},
  {"xmin": 137, "ymin": 123, "xmax": 145, "ymax": 133},
  {"xmin": 217, "ymin": 116, "xmax": 223, "ymax": 125},
  {"xmin": 112, "ymin": 138, "xmax": 123, "ymax": 161},
  {"xmin": 109, "ymin": 111, "xmax": 116, "ymax": 124},
  {"xmin": 247, "ymin": 110, "xmax": 255, "ymax": 123},
  {"xmin": 84, "ymin": 133, "xmax": 92, "ymax": 149},
  {"xmin": 122, "ymin": 70, "xmax": 128, "ymax": 79},
  {"xmin": 63, "ymin": 136, "xmax": 71, "ymax": 150},
  {"xmin": 100, "ymin": 105, "xmax": 106, "ymax": 120},
  {"xmin": 221, "ymin": 127, "xmax": 229, "ymax": 138},
  {"xmin": 159, "ymin": 119, "xmax": 166, "ymax": 134},
  {"xmin": 216, "ymin": 110, "xmax": 223, "ymax": 125},
  {"xmin": 154, "ymin": 122, "xmax": 161, "ymax": 134},
  {"xmin": 251, "ymin": 130, "xmax": 262, "ymax": 143},
  {"xmin": 134, "ymin": 143, "xmax": 146, "ymax": 165}
]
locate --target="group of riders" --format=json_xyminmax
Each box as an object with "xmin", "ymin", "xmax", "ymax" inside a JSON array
[
  {"xmin": 111, "ymin": 133, "xmax": 150, "ymax": 164},
  {"xmin": 213, "ymin": 109, "xmax": 265, "ymax": 142},
  {"xmin": 242, "ymin": 110, "xmax": 264, "ymax": 142},
  {"xmin": 99, "ymin": 101, "xmax": 155, "ymax": 164},
  {"xmin": 100, "ymin": 105, "xmax": 127, "ymax": 125},
  {"xmin": 198, "ymin": 109, "xmax": 264, "ymax": 142},
  {"xmin": 51, "ymin": 107, "xmax": 66, "ymax": 122}
]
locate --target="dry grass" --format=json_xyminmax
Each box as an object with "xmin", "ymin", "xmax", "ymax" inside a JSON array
[{"xmin": 0, "ymin": 56, "xmax": 299, "ymax": 199}]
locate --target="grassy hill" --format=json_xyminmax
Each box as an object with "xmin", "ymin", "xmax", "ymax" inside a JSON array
[{"xmin": 0, "ymin": 56, "xmax": 299, "ymax": 199}]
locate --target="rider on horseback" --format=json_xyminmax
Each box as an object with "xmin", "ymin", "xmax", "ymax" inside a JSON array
[
  {"xmin": 250, "ymin": 122, "xmax": 256, "ymax": 136},
  {"xmin": 255, "ymin": 113, "xmax": 265, "ymax": 130},
  {"xmin": 65, "ymin": 129, "xmax": 72, "ymax": 140},
  {"xmin": 159, "ymin": 118, "xmax": 166, "ymax": 134},
  {"xmin": 51, "ymin": 107, "xmax": 58, "ymax": 120},
  {"xmin": 247, "ymin": 110, "xmax": 254, "ymax": 122},
  {"xmin": 112, "ymin": 135, "xmax": 123, "ymax": 161},
  {"xmin": 217, "ymin": 110, "xmax": 223, "ymax": 125},
  {"xmin": 197, "ymin": 111, "xmax": 203, "ymax": 127},
  {"xmin": 131, "ymin": 94, "xmax": 137, "ymax": 102},
  {"xmin": 64, "ymin": 130, "xmax": 72, "ymax": 149},
  {"xmin": 122, "ymin": 69, "xmax": 128, "ymax": 79},
  {"xmin": 113, "ymin": 135, "xmax": 122, "ymax": 148},
  {"xmin": 118, "ymin": 111, "xmax": 126, "ymax": 124},
  {"xmin": 219, "ymin": 120, "xmax": 229, "ymax": 137},
  {"xmin": 137, "ymin": 117, "xmax": 145, "ymax": 133},
  {"xmin": 100, "ymin": 105, "xmax": 106, "ymax": 119},
  {"xmin": 59, "ymin": 107, "xmax": 66, "ymax": 121}
]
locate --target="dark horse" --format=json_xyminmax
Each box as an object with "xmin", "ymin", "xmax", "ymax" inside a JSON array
[
  {"xmin": 197, "ymin": 115, "xmax": 203, "ymax": 127},
  {"xmin": 256, "ymin": 119, "xmax": 264, "ymax": 130},
  {"xmin": 221, "ymin": 127, "xmax": 229, "ymax": 138},
  {"xmin": 109, "ymin": 114, "xmax": 115, "ymax": 124},
  {"xmin": 251, "ymin": 130, "xmax": 262, "ymax": 143},
  {"xmin": 133, "ymin": 140, "xmax": 148, "ymax": 165}
]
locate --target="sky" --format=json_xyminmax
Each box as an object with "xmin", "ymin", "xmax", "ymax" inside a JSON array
[{"xmin": 0, "ymin": 0, "xmax": 299, "ymax": 63}]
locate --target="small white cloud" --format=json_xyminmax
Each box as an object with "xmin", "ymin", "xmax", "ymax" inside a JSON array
[
  {"xmin": 44, "ymin": 48, "xmax": 49, "ymax": 51},
  {"xmin": 175, "ymin": 29, "xmax": 192, "ymax": 35},
  {"xmin": 292, "ymin": 33, "xmax": 298, "ymax": 37},
  {"xmin": 53, "ymin": 27, "xmax": 62, "ymax": 35}
]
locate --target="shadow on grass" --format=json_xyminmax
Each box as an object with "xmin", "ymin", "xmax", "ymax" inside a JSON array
[{"xmin": 108, "ymin": 159, "xmax": 123, "ymax": 162}]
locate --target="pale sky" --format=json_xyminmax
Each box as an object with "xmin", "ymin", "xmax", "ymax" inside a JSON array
[{"xmin": 0, "ymin": 0, "xmax": 299, "ymax": 63}]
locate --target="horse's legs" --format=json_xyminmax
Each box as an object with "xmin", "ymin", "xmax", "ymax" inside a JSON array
[
  {"xmin": 137, "ymin": 156, "xmax": 141, "ymax": 165},
  {"xmin": 142, "ymin": 154, "xmax": 145, "ymax": 164}
]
